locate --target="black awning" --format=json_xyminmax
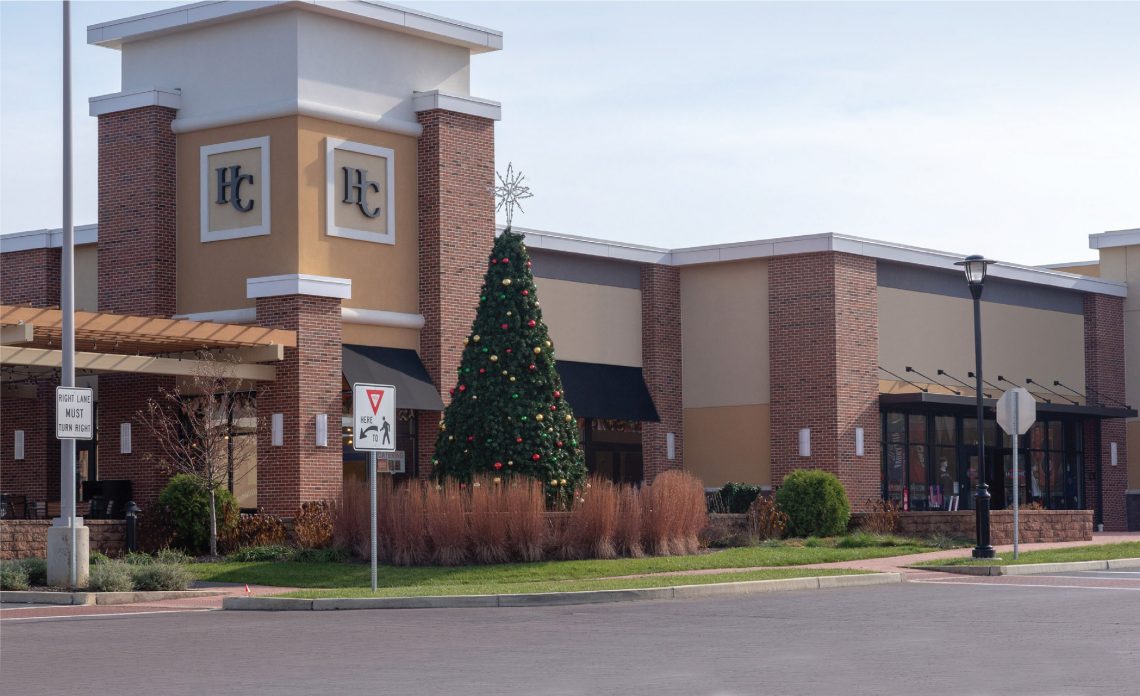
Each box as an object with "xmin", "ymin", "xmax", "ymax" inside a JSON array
[
  {"xmin": 343, "ymin": 345, "xmax": 444, "ymax": 411},
  {"xmin": 880, "ymin": 392, "xmax": 1137, "ymax": 419},
  {"xmin": 555, "ymin": 360, "xmax": 660, "ymax": 422}
]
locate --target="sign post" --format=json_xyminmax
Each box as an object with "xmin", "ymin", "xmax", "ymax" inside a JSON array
[
  {"xmin": 352, "ymin": 383, "xmax": 396, "ymax": 592},
  {"xmin": 997, "ymin": 387, "xmax": 1036, "ymax": 559}
]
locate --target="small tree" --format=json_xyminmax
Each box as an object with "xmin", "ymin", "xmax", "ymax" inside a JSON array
[
  {"xmin": 138, "ymin": 352, "xmax": 257, "ymax": 557},
  {"xmin": 432, "ymin": 228, "xmax": 587, "ymax": 498}
]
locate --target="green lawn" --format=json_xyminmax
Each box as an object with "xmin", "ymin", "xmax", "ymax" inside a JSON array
[
  {"xmin": 914, "ymin": 541, "xmax": 1140, "ymax": 567},
  {"xmin": 277, "ymin": 568, "xmax": 872, "ymax": 599},
  {"xmin": 188, "ymin": 536, "xmax": 936, "ymax": 590}
]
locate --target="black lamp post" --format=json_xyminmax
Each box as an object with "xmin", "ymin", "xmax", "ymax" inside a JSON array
[{"xmin": 956, "ymin": 254, "xmax": 996, "ymax": 558}]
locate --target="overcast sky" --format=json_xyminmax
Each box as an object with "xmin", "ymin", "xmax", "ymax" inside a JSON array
[{"xmin": 2, "ymin": 1, "xmax": 1137, "ymax": 265}]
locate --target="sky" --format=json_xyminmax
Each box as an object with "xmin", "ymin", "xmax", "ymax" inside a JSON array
[{"xmin": 1, "ymin": 1, "xmax": 1138, "ymax": 266}]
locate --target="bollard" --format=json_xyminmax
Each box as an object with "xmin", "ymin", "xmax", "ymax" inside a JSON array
[{"xmin": 125, "ymin": 501, "xmax": 140, "ymax": 553}]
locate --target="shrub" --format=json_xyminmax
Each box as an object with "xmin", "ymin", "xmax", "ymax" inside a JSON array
[
  {"xmin": 385, "ymin": 481, "xmax": 429, "ymax": 566},
  {"xmin": 614, "ymin": 484, "xmax": 644, "ymax": 558},
  {"xmin": 138, "ymin": 505, "xmax": 176, "ymax": 553},
  {"xmin": 156, "ymin": 474, "xmax": 238, "ymax": 553},
  {"xmin": 332, "ymin": 481, "xmax": 372, "ymax": 559},
  {"xmin": 130, "ymin": 563, "xmax": 192, "ymax": 591},
  {"xmin": 504, "ymin": 477, "xmax": 546, "ymax": 562},
  {"xmin": 718, "ymin": 482, "xmax": 764, "ymax": 514},
  {"xmin": 468, "ymin": 477, "xmax": 511, "ymax": 564},
  {"xmin": 860, "ymin": 499, "xmax": 900, "ymax": 535},
  {"xmin": 292, "ymin": 547, "xmax": 349, "ymax": 563},
  {"xmin": 229, "ymin": 544, "xmax": 295, "ymax": 562},
  {"xmin": 18, "ymin": 557, "xmax": 47, "ymax": 586},
  {"xmin": 122, "ymin": 551, "xmax": 156, "ymax": 565},
  {"xmin": 155, "ymin": 547, "xmax": 194, "ymax": 565},
  {"xmin": 224, "ymin": 513, "xmax": 288, "ymax": 550},
  {"xmin": 294, "ymin": 501, "xmax": 335, "ymax": 549},
  {"xmin": 1, "ymin": 562, "xmax": 30, "ymax": 591},
  {"xmin": 87, "ymin": 561, "xmax": 133, "ymax": 592},
  {"xmin": 643, "ymin": 471, "xmax": 708, "ymax": 555},
  {"xmin": 747, "ymin": 495, "xmax": 788, "ymax": 541},
  {"xmin": 424, "ymin": 480, "xmax": 469, "ymax": 566},
  {"xmin": 560, "ymin": 477, "xmax": 619, "ymax": 560},
  {"xmin": 775, "ymin": 469, "xmax": 851, "ymax": 537},
  {"xmin": 90, "ymin": 550, "xmax": 113, "ymax": 565}
]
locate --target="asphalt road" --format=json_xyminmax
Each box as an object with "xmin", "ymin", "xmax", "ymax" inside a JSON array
[{"xmin": 3, "ymin": 579, "xmax": 1138, "ymax": 696}]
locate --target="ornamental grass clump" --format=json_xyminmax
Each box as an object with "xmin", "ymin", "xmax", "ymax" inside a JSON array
[
  {"xmin": 331, "ymin": 481, "xmax": 372, "ymax": 559},
  {"xmin": 642, "ymin": 471, "xmax": 707, "ymax": 555},
  {"xmin": 747, "ymin": 495, "xmax": 788, "ymax": 541},
  {"xmin": 560, "ymin": 477, "xmax": 619, "ymax": 560},
  {"xmin": 385, "ymin": 480, "xmax": 429, "ymax": 566},
  {"xmin": 614, "ymin": 484, "xmax": 644, "ymax": 558},
  {"xmin": 504, "ymin": 477, "xmax": 546, "ymax": 562},
  {"xmin": 294, "ymin": 501, "xmax": 335, "ymax": 549},
  {"xmin": 468, "ymin": 476, "xmax": 511, "ymax": 564},
  {"xmin": 425, "ymin": 480, "xmax": 469, "ymax": 566}
]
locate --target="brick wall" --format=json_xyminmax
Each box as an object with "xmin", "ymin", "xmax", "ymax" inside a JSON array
[
  {"xmin": 97, "ymin": 374, "xmax": 173, "ymax": 509},
  {"xmin": 97, "ymin": 105, "xmax": 177, "ymax": 316},
  {"xmin": 0, "ymin": 383, "xmax": 58, "ymax": 503},
  {"xmin": 255, "ymin": 295, "xmax": 343, "ymax": 514},
  {"xmin": 0, "ymin": 247, "xmax": 61, "ymax": 307},
  {"xmin": 851, "ymin": 510, "xmax": 1094, "ymax": 544},
  {"xmin": 1083, "ymin": 293, "xmax": 1128, "ymax": 531},
  {"xmin": 415, "ymin": 108, "xmax": 496, "ymax": 478},
  {"xmin": 769, "ymin": 252, "xmax": 880, "ymax": 510},
  {"xmin": 0, "ymin": 520, "xmax": 127, "ymax": 561},
  {"xmin": 641, "ymin": 264, "xmax": 683, "ymax": 481}
]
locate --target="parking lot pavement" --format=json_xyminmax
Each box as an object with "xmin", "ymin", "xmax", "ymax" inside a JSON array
[{"xmin": 911, "ymin": 566, "xmax": 1140, "ymax": 591}]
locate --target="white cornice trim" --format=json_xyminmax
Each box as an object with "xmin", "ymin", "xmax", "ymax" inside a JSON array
[
  {"xmin": 1090, "ymin": 228, "xmax": 1140, "ymax": 250},
  {"xmin": 412, "ymin": 91, "xmax": 501, "ymax": 121},
  {"xmin": 0, "ymin": 225, "xmax": 98, "ymax": 253},
  {"xmin": 177, "ymin": 305, "xmax": 424, "ymax": 330},
  {"xmin": 246, "ymin": 274, "xmax": 352, "ymax": 300},
  {"xmin": 87, "ymin": 1, "xmax": 503, "ymax": 53},
  {"xmin": 507, "ymin": 225, "xmax": 670, "ymax": 264},
  {"xmin": 89, "ymin": 89, "xmax": 182, "ymax": 117},
  {"xmin": 1039, "ymin": 260, "xmax": 1099, "ymax": 270},
  {"xmin": 342, "ymin": 307, "xmax": 424, "ymax": 329},
  {"xmin": 171, "ymin": 98, "xmax": 424, "ymax": 137}
]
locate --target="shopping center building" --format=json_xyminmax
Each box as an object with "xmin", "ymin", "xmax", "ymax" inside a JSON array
[{"xmin": 1, "ymin": 1, "xmax": 1136, "ymax": 530}]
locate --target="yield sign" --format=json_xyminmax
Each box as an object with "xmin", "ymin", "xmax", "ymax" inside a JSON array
[{"xmin": 352, "ymin": 383, "xmax": 396, "ymax": 452}]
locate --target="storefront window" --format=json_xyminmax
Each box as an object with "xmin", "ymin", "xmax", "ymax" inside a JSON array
[
  {"xmin": 883, "ymin": 413, "xmax": 905, "ymax": 504},
  {"xmin": 907, "ymin": 415, "xmax": 928, "ymax": 510}
]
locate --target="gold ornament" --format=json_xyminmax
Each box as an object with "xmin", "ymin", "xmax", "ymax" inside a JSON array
[
  {"xmin": 544, "ymin": 340, "xmax": 552, "ymax": 348},
  {"xmin": 559, "ymin": 479, "xmax": 567, "ymax": 486},
  {"xmin": 564, "ymin": 414, "xmax": 572, "ymax": 422},
  {"xmin": 536, "ymin": 414, "xmax": 544, "ymax": 422},
  {"xmin": 493, "ymin": 476, "xmax": 501, "ymax": 484},
  {"xmin": 462, "ymin": 337, "xmax": 469, "ymax": 345},
  {"xmin": 489, "ymin": 355, "xmax": 498, "ymax": 362},
  {"xmin": 509, "ymin": 376, "xmax": 516, "ymax": 382},
  {"xmin": 473, "ymin": 335, "xmax": 481, "ymax": 342},
  {"xmin": 507, "ymin": 460, "xmax": 513, "ymax": 466},
  {"xmin": 506, "ymin": 311, "xmax": 513, "ymax": 317},
  {"xmin": 502, "ymin": 370, "xmax": 508, "ymax": 376},
  {"xmin": 533, "ymin": 347, "xmax": 542, "ymax": 355},
  {"xmin": 502, "ymin": 278, "xmax": 512, "ymax": 286},
  {"xmin": 448, "ymin": 435, "xmax": 454, "ymax": 440}
]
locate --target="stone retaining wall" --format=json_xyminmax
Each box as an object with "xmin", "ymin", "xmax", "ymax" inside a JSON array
[
  {"xmin": 0, "ymin": 520, "xmax": 127, "ymax": 560},
  {"xmin": 851, "ymin": 510, "xmax": 1093, "ymax": 544}
]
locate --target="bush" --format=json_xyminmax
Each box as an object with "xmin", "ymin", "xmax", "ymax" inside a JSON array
[
  {"xmin": 560, "ymin": 477, "xmax": 618, "ymax": 560},
  {"xmin": 642, "ymin": 471, "xmax": 708, "ymax": 555},
  {"xmin": 717, "ymin": 482, "xmax": 764, "ymax": 514},
  {"xmin": 138, "ymin": 505, "xmax": 176, "ymax": 553},
  {"xmin": 20, "ymin": 557, "xmax": 47, "ymax": 586},
  {"xmin": 223, "ymin": 513, "xmax": 288, "ymax": 550},
  {"xmin": 122, "ymin": 551, "xmax": 155, "ymax": 565},
  {"xmin": 747, "ymin": 495, "xmax": 788, "ymax": 541},
  {"xmin": 229, "ymin": 544, "xmax": 295, "ymax": 562},
  {"xmin": 294, "ymin": 501, "xmax": 335, "ymax": 549},
  {"xmin": 88, "ymin": 561, "xmax": 134, "ymax": 592},
  {"xmin": 504, "ymin": 478, "xmax": 546, "ymax": 562},
  {"xmin": 775, "ymin": 469, "xmax": 851, "ymax": 537},
  {"xmin": 156, "ymin": 474, "xmax": 238, "ymax": 553},
  {"xmin": 860, "ymin": 499, "xmax": 900, "ymax": 535},
  {"xmin": 614, "ymin": 485, "xmax": 643, "ymax": 558},
  {"xmin": 332, "ymin": 481, "xmax": 372, "ymax": 559},
  {"xmin": 90, "ymin": 550, "xmax": 113, "ymax": 565},
  {"xmin": 292, "ymin": 547, "xmax": 348, "ymax": 563},
  {"xmin": 385, "ymin": 481, "xmax": 429, "ymax": 566},
  {"xmin": 1, "ymin": 562, "xmax": 30, "ymax": 591},
  {"xmin": 130, "ymin": 563, "xmax": 191, "ymax": 591},
  {"xmin": 155, "ymin": 547, "xmax": 194, "ymax": 565},
  {"xmin": 468, "ymin": 477, "xmax": 511, "ymax": 564},
  {"xmin": 424, "ymin": 480, "xmax": 469, "ymax": 566}
]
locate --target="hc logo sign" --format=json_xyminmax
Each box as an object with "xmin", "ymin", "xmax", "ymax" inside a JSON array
[
  {"xmin": 342, "ymin": 167, "xmax": 381, "ymax": 218},
  {"xmin": 215, "ymin": 165, "xmax": 255, "ymax": 212}
]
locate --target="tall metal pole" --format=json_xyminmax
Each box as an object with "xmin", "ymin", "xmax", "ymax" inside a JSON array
[
  {"xmin": 1012, "ymin": 391, "xmax": 1020, "ymax": 560},
  {"xmin": 370, "ymin": 450, "xmax": 377, "ymax": 592},
  {"xmin": 971, "ymin": 287, "xmax": 995, "ymax": 558},
  {"xmin": 61, "ymin": 0, "xmax": 79, "ymax": 588}
]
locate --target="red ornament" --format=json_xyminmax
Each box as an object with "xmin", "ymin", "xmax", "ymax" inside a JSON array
[
  {"xmin": 550, "ymin": 405, "xmax": 557, "ymax": 411},
  {"xmin": 556, "ymin": 441, "xmax": 563, "ymax": 448},
  {"xmin": 479, "ymin": 368, "xmax": 485, "ymax": 374},
  {"xmin": 529, "ymin": 364, "xmax": 536, "ymax": 371},
  {"xmin": 502, "ymin": 257, "xmax": 510, "ymax": 264},
  {"xmin": 516, "ymin": 437, "xmax": 523, "ymax": 443},
  {"xmin": 494, "ymin": 461, "xmax": 503, "ymax": 470},
  {"xmin": 522, "ymin": 290, "xmax": 529, "ymax": 296},
  {"xmin": 467, "ymin": 435, "xmax": 474, "ymax": 442},
  {"xmin": 526, "ymin": 261, "xmax": 532, "ymax": 268},
  {"xmin": 491, "ymin": 259, "xmax": 498, "ymax": 264},
  {"xmin": 532, "ymin": 453, "xmax": 541, "ymax": 461},
  {"xmin": 458, "ymin": 384, "xmax": 466, "ymax": 392},
  {"xmin": 553, "ymin": 390, "xmax": 561, "ymax": 398},
  {"xmin": 449, "ymin": 388, "xmax": 455, "ymax": 396},
  {"xmin": 501, "ymin": 323, "xmax": 509, "ymax": 330},
  {"xmin": 527, "ymin": 320, "xmax": 536, "ymax": 328},
  {"xmin": 506, "ymin": 348, "xmax": 512, "ymax": 354}
]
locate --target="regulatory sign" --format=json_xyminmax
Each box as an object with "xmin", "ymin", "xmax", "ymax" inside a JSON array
[
  {"xmin": 352, "ymin": 383, "xmax": 396, "ymax": 452},
  {"xmin": 55, "ymin": 386, "xmax": 94, "ymax": 440},
  {"xmin": 996, "ymin": 387, "xmax": 1036, "ymax": 435}
]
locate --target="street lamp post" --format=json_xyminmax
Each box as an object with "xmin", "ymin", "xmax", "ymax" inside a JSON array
[{"xmin": 956, "ymin": 254, "xmax": 996, "ymax": 559}]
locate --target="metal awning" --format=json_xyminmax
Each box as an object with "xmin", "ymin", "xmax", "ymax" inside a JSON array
[
  {"xmin": 555, "ymin": 360, "xmax": 659, "ymax": 422},
  {"xmin": 880, "ymin": 392, "xmax": 1136, "ymax": 419},
  {"xmin": 342, "ymin": 345, "xmax": 444, "ymax": 411}
]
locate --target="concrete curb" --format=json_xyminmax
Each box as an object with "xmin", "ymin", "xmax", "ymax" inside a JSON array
[
  {"xmin": 221, "ymin": 573, "xmax": 903, "ymax": 611},
  {"xmin": 0, "ymin": 589, "xmax": 227, "ymax": 606},
  {"xmin": 912, "ymin": 557, "xmax": 1140, "ymax": 577}
]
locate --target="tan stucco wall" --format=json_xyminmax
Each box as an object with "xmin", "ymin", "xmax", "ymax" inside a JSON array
[
  {"xmin": 684, "ymin": 405, "xmax": 771, "ymax": 487},
  {"xmin": 878, "ymin": 287, "xmax": 1086, "ymax": 395},
  {"xmin": 341, "ymin": 323, "xmax": 419, "ymax": 351},
  {"xmin": 177, "ymin": 117, "xmax": 300, "ymax": 315},
  {"xmin": 534, "ymin": 278, "xmax": 641, "ymax": 367},
  {"xmin": 680, "ymin": 260, "xmax": 769, "ymax": 408},
  {"xmin": 296, "ymin": 116, "xmax": 419, "ymax": 316},
  {"xmin": 1048, "ymin": 263, "xmax": 1100, "ymax": 277},
  {"xmin": 75, "ymin": 245, "xmax": 98, "ymax": 312}
]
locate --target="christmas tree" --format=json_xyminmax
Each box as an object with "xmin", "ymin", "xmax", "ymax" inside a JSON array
[{"xmin": 432, "ymin": 227, "xmax": 587, "ymax": 496}]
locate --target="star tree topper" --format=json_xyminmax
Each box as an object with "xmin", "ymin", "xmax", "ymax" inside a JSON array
[{"xmin": 493, "ymin": 162, "xmax": 533, "ymax": 228}]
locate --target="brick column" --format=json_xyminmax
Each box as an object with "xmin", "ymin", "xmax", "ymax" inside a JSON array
[
  {"xmin": 95, "ymin": 104, "xmax": 178, "ymax": 509},
  {"xmin": 769, "ymin": 252, "xmax": 880, "ymax": 510},
  {"xmin": 1, "ymin": 248, "xmax": 61, "ymax": 307},
  {"xmin": 1083, "ymin": 293, "xmax": 1128, "ymax": 531},
  {"xmin": 641, "ymin": 264, "xmax": 683, "ymax": 481},
  {"xmin": 415, "ymin": 108, "xmax": 496, "ymax": 478},
  {"xmin": 255, "ymin": 295, "xmax": 343, "ymax": 515}
]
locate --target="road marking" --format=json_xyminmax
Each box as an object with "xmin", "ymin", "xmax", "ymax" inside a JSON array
[
  {"xmin": 0, "ymin": 608, "xmax": 216, "ymax": 622},
  {"xmin": 910, "ymin": 579, "xmax": 1140, "ymax": 591}
]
